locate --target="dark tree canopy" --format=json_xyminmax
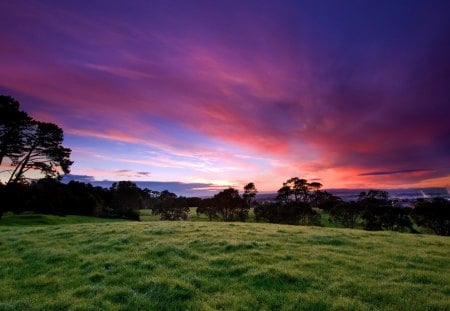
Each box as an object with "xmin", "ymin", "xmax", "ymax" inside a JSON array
[
  {"xmin": 0, "ymin": 96, "xmax": 72, "ymax": 184},
  {"xmin": 109, "ymin": 181, "xmax": 144, "ymax": 220},
  {"xmin": 413, "ymin": 198, "xmax": 450, "ymax": 236},
  {"xmin": 284, "ymin": 177, "xmax": 309, "ymax": 202},
  {"xmin": 357, "ymin": 190, "xmax": 413, "ymax": 232},
  {"xmin": 151, "ymin": 190, "xmax": 190, "ymax": 220},
  {"xmin": 212, "ymin": 188, "xmax": 248, "ymax": 221},
  {"xmin": 0, "ymin": 96, "xmax": 31, "ymax": 166},
  {"xmin": 329, "ymin": 201, "xmax": 361, "ymax": 228},
  {"xmin": 243, "ymin": 182, "xmax": 257, "ymax": 207}
]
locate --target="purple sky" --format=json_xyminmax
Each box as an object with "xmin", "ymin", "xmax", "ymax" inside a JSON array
[{"xmin": 1, "ymin": 0, "xmax": 450, "ymax": 195}]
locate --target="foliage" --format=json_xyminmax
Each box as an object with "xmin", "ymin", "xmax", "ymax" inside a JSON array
[
  {"xmin": 329, "ymin": 201, "xmax": 361, "ymax": 228},
  {"xmin": 284, "ymin": 177, "xmax": 310, "ymax": 202},
  {"xmin": 151, "ymin": 190, "xmax": 190, "ymax": 220},
  {"xmin": 0, "ymin": 221, "xmax": 449, "ymax": 310},
  {"xmin": 0, "ymin": 179, "xmax": 143, "ymax": 221},
  {"xmin": 0, "ymin": 96, "xmax": 73, "ymax": 184},
  {"xmin": 212, "ymin": 188, "xmax": 248, "ymax": 221},
  {"xmin": 412, "ymin": 198, "xmax": 450, "ymax": 236},
  {"xmin": 314, "ymin": 191, "xmax": 343, "ymax": 210},
  {"xmin": 109, "ymin": 181, "xmax": 145, "ymax": 220},
  {"xmin": 196, "ymin": 198, "xmax": 218, "ymax": 220},
  {"xmin": 254, "ymin": 201, "xmax": 319, "ymax": 225},
  {"xmin": 0, "ymin": 96, "xmax": 31, "ymax": 166},
  {"xmin": 243, "ymin": 182, "xmax": 257, "ymax": 207},
  {"xmin": 358, "ymin": 190, "xmax": 413, "ymax": 232}
]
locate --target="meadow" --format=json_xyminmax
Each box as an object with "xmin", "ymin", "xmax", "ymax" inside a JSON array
[{"xmin": 0, "ymin": 214, "xmax": 449, "ymax": 310}]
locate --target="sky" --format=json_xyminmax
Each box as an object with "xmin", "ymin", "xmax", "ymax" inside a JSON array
[{"xmin": 1, "ymin": 0, "xmax": 450, "ymax": 196}]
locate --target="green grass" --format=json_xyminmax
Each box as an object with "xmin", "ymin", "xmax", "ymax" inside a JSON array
[
  {"xmin": 0, "ymin": 218, "xmax": 449, "ymax": 310},
  {"xmin": 141, "ymin": 207, "xmax": 258, "ymax": 222},
  {"xmin": 0, "ymin": 212, "xmax": 125, "ymax": 226}
]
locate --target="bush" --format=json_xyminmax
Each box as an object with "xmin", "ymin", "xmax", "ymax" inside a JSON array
[
  {"xmin": 412, "ymin": 198, "xmax": 450, "ymax": 236},
  {"xmin": 329, "ymin": 202, "xmax": 360, "ymax": 228},
  {"xmin": 153, "ymin": 197, "xmax": 190, "ymax": 221},
  {"xmin": 255, "ymin": 202, "xmax": 319, "ymax": 225}
]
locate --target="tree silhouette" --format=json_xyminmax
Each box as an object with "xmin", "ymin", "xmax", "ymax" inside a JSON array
[
  {"xmin": 1, "ymin": 96, "xmax": 72, "ymax": 184},
  {"xmin": 308, "ymin": 182, "xmax": 323, "ymax": 191},
  {"xmin": 152, "ymin": 190, "xmax": 190, "ymax": 220},
  {"xmin": 8, "ymin": 121, "xmax": 73, "ymax": 183},
  {"xmin": 412, "ymin": 198, "xmax": 450, "ymax": 236},
  {"xmin": 109, "ymin": 181, "xmax": 143, "ymax": 220},
  {"xmin": 329, "ymin": 201, "xmax": 361, "ymax": 228},
  {"xmin": 0, "ymin": 96, "xmax": 31, "ymax": 166},
  {"xmin": 276, "ymin": 185, "xmax": 292, "ymax": 204},
  {"xmin": 285, "ymin": 177, "xmax": 309, "ymax": 202},
  {"xmin": 212, "ymin": 188, "xmax": 248, "ymax": 221},
  {"xmin": 243, "ymin": 182, "xmax": 257, "ymax": 207}
]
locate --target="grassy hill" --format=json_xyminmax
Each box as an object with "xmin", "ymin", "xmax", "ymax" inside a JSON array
[{"xmin": 0, "ymin": 217, "xmax": 449, "ymax": 310}]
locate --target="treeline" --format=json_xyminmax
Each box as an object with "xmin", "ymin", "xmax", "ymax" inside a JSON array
[
  {"xmin": 0, "ymin": 180, "xmax": 144, "ymax": 220},
  {"xmin": 0, "ymin": 180, "xmax": 257, "ymax": 222},
  {"xmin": 253, "ymin": 179, "xmax": 449, "ymax": 236},
  {"xmin": 1, "ymin": 177, "xmax": 449, "ymax": 236}
]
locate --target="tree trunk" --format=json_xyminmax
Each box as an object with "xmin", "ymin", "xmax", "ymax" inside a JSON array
[{"xmin": 8, "ymin": 142, "xmax": 36, "ymax": 184}]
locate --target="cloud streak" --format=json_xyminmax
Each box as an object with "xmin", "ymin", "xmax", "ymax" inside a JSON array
[{"xmin": 359, "ymin": 169, "xmax": 433, "ymax": 176}]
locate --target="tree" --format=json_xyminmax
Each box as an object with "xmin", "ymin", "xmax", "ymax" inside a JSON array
[
  {"xmin": 358, "ymin": 190, "xmax": 413, "ymax": 232},
  {"xmin": 314, "ymin": 191, "xmax": 342, "ymax": 210},
  {"xmin": 329, "ymin": 202, "xmax": 361, "ymax": 228},
  {"xmin": 65, "ymin": 181, "xmax": 104, "ymax": 216},
  {"xmin": 212, "ymin": 188, "xmax": 248, "ymax": 221},
  {"xmin": 255, "ymin": 201, "xmax": 319, "ymax": 225},
  {"xmin": 412, "ymin": 198, "xmax": 450, "ymax": 236},
  {"xmin": 357, "ymin": 190, "xmax": 390, "ymax": 230},
  {"xmin": 0, "ymin": 96, "xmax": 31, "ymax": 166},
  {"xmin": 109, "ymin": 181, "xmax": 143, "ymax": 220},
  {"xmin": 196, "ymin": 198, "xmax": 217, "ymax": 220},
  {"xmin": 25, "ymin": 178, "xmax": 67, "ymax": 215},
  {"xmin": 254, "ymin": 203, "xmax": 280, "ymax": 223},
  {"xmin": 284, "ymin": 177, "xmax": 309, "ymax": 202},
  {"xmin": 0, "ymin": 96, "xmax": 72, "ymax": 184},
  {"xmin": 243, "ymin": 182, "xmax": 257, "ymax": 207},
  {"xmin": 8, "ymin": 122, "xmax": 73, "ymax": 184},
  {"xmin": 308, "ymin": 182, "xmax": 323, "ymax": 191},
  {"xmin": 276, "ymin": 185, "xmax": 292, "ymax": 204},
  {"xmin": 152, "ymin": 191, "xmax": 190, "ymax": 220}
]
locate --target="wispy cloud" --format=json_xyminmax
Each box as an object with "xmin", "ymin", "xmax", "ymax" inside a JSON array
[{"xmin": 359, "ymin": 169, "xmax": 433, "ymax": 176}]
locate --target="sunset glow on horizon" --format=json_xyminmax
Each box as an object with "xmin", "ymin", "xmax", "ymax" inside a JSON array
[{"xmin": 1, "ymin": 0, "xmax": 450, "ymax": 195}]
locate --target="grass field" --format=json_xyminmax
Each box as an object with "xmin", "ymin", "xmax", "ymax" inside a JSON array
[
  {"xmin": 0, "ymin": 212, "xmax": 125, "ymax": 226},
  {"xmin": 1, "ymin": 216, "xmax": 449, "ymax": 310}
]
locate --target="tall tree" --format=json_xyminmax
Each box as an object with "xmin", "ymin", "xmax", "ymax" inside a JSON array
[
  {"xmin": 412, "ymin": 198, "xmax": 450, "ymax": 236},
  {"xmin": 1, "ymin": 96, "xmax": 72, "ymax": 184},
  {"xmin": 7, "ymin": 121, "xmax": 72, "ymax": 184},
  {"xmin": 109, "ymin": 181, "xmax": 143, "ymax": 220},
  {"xmin": 282, "ymin": 177, "xmax": 309, "ymax": 202},
  {"xmin": 276, "ymin": 185, "xmax": 292, "ymax": 204},
  {"xmin": 243, "ymin": 182, "xmax": 257, "ymax": 207},
  {"xmin": 213, "ymin": 188, "xmax": 247, "ymax": 221},
  {"xmin": 0, "ymin": 96, "xmax": 31, "ymax": 166}
]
